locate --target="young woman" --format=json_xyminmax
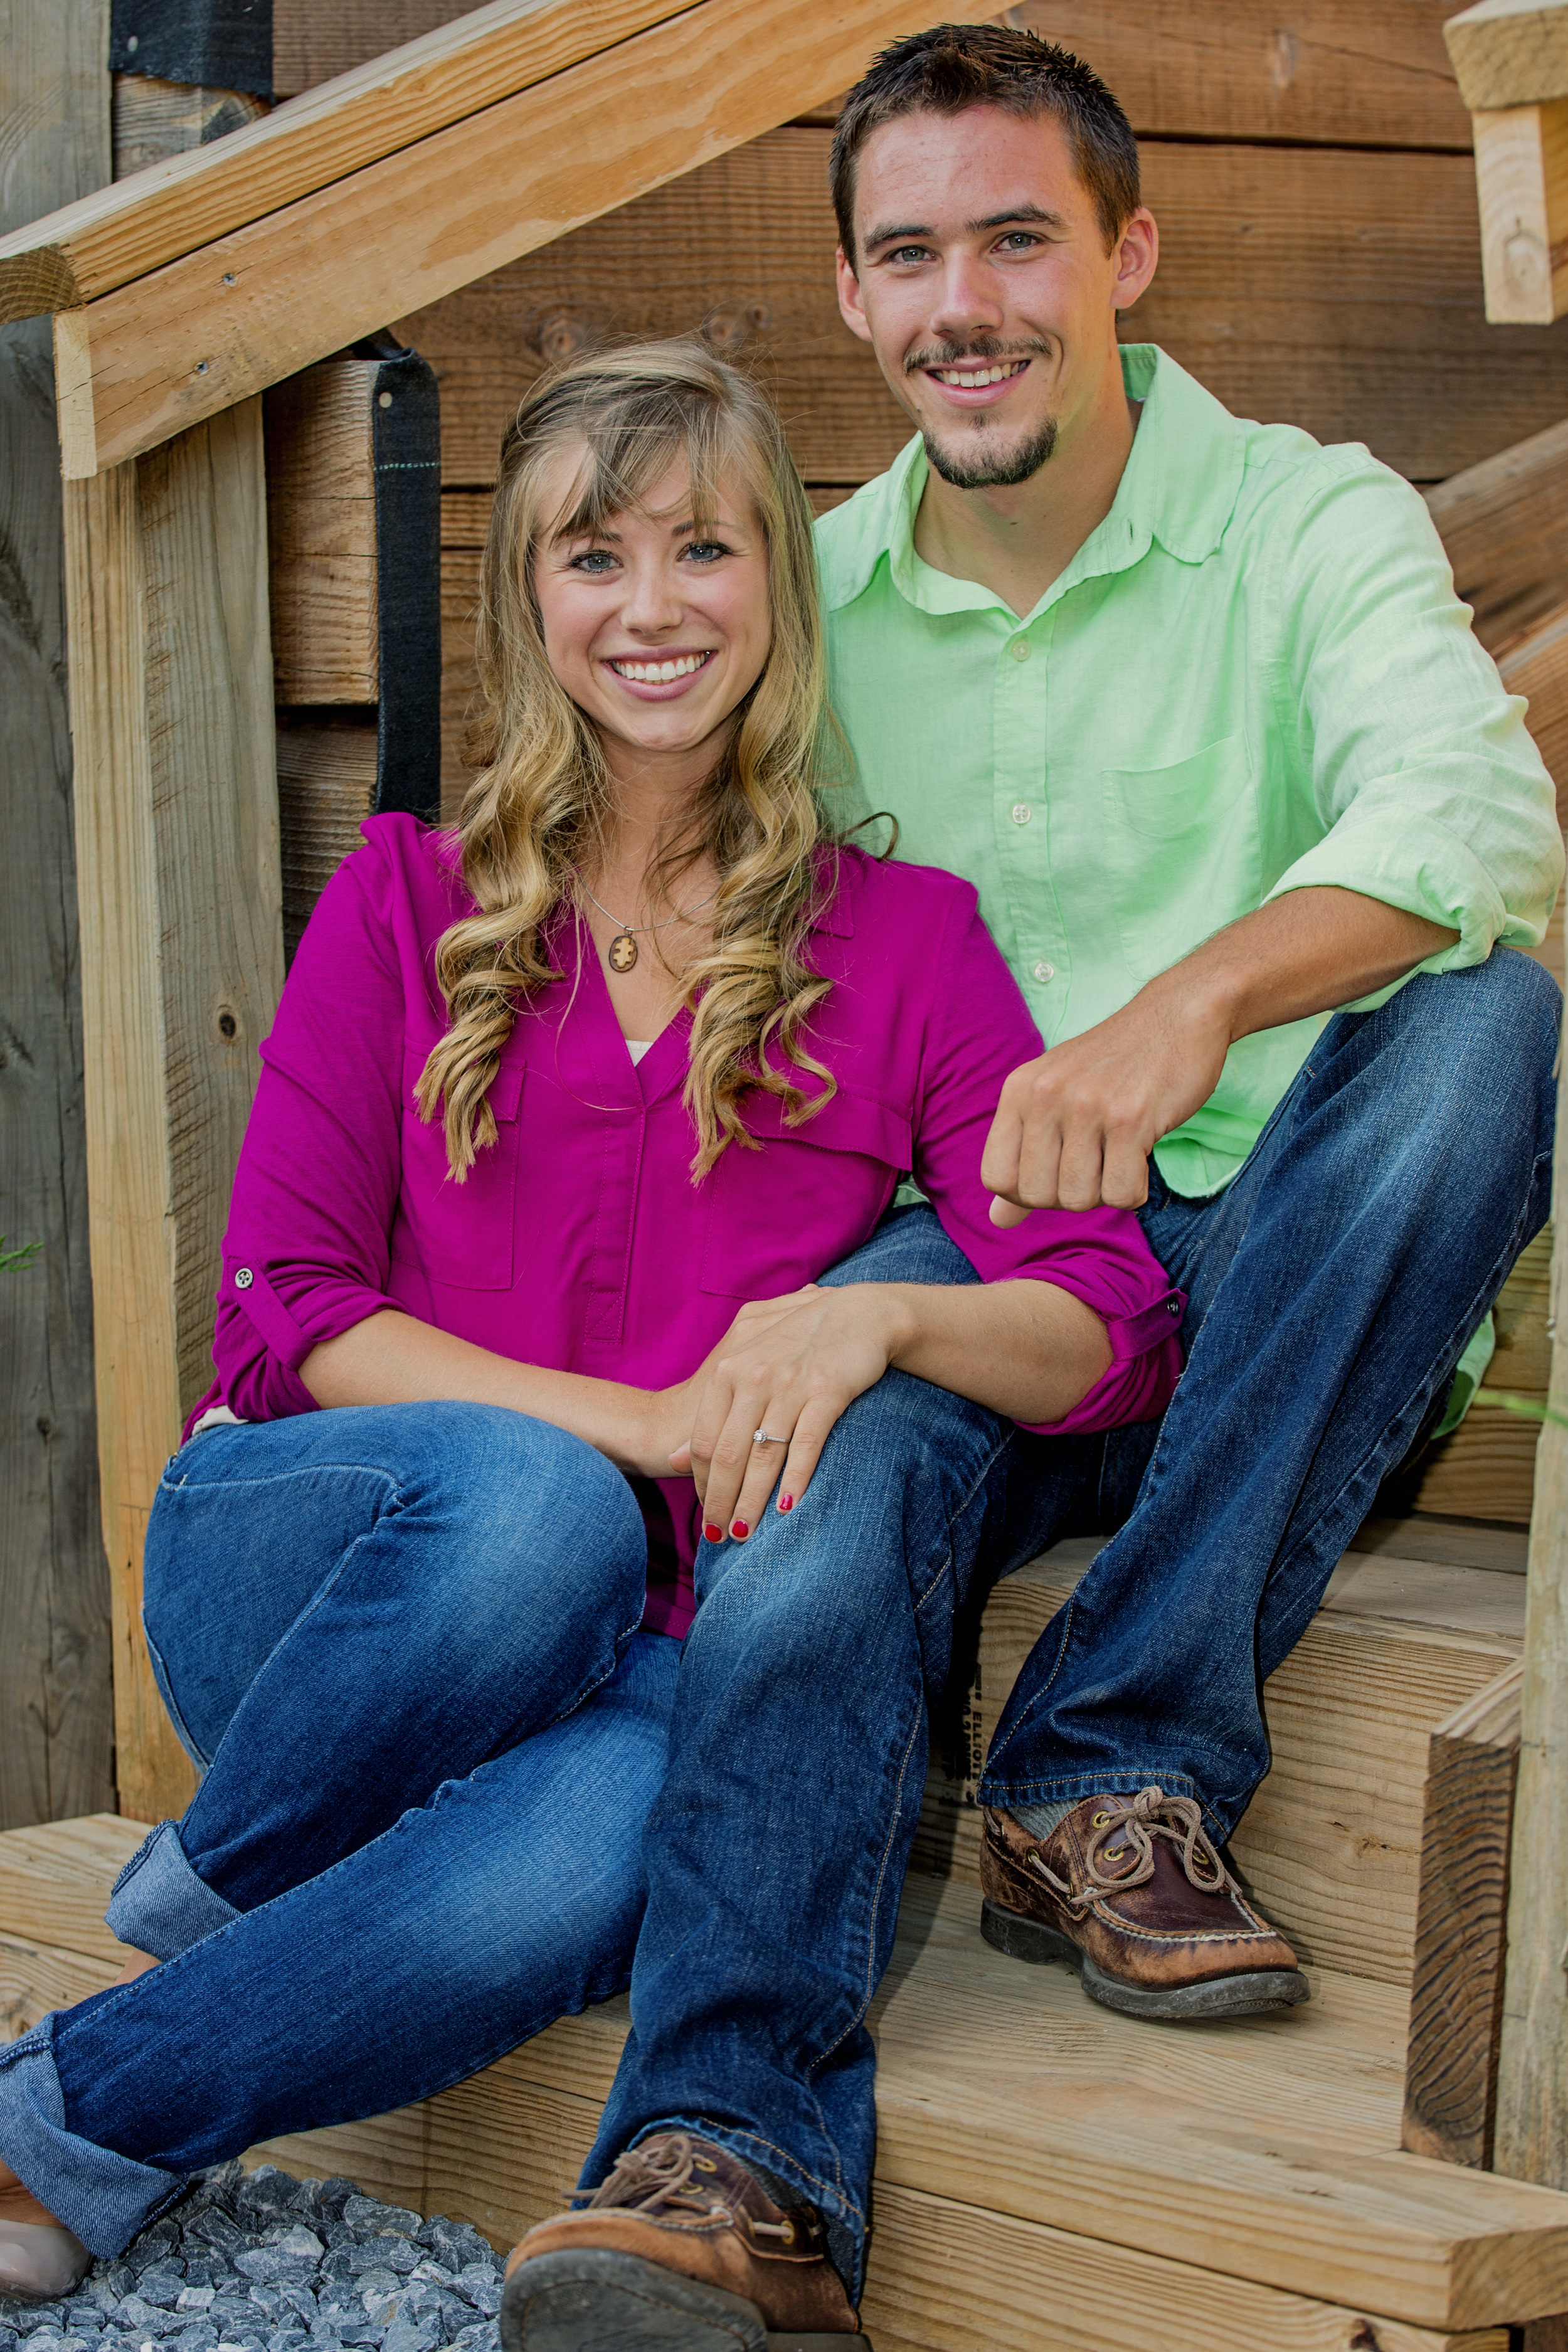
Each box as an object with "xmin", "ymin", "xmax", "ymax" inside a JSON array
[{"xmin": 0, "ymin": 343, "xmax": 1183, "ymax": 2341}]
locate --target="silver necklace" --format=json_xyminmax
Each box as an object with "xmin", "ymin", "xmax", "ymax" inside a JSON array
[{"xmin": 575, "ymin": 875, "xmax": 718, "ymax": 975}]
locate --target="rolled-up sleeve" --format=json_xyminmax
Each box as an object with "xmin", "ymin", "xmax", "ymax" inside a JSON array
[
  {"xmin": 908, "ymin": 885, "xmax": 1184, "ymax": 1434},
  {"xmin": 1261, "ymin": 448, "xmax": 1562, "ymax": 994},
  {"xmin": 203, "ymin": 842, "xmax": 413, "ymax": 1426}
]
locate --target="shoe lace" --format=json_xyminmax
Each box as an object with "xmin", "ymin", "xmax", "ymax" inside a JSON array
[
  {"xmin": 582, "ymin": 2134, "xmax": 797, "ymax": 2242},
  {"xmin": 1028, "ymin": 1785, "xmax": 1239, "ymax": 1913}
]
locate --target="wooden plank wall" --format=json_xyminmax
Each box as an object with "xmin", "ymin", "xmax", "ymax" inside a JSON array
[
  {"xmin": 265, "ymin": 0, "xmax": 1568, "ymax": 817},
  {"xmin": 0, "ymin": 0, "xmax": 115, "ymax": 1830}
]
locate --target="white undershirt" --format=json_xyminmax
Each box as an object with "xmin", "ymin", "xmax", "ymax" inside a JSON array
[{"xmin": 624, "ymin": 1039, "xmax": 654, "ymax": 1065}]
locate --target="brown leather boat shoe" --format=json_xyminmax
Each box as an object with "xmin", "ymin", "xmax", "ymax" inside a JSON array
[
  {"xmin": 499, "ymin": 2131, "xmax": 866, "ymax": 2350},
  {"xmin": 981, "ymin": 1787, "xmax": 1311, "ymax": 2021}
]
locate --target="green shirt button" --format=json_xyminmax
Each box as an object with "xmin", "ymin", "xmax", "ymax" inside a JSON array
[
  {"xmin": 1010, "ymin": 803, "xmax": 1032, "ymax": 825},
  {"xmin": 1033, "ymin": 960, "xmax": 1055, "ymax": 983},
  {"xmin": 1010, "ymin": 637, "xmax": 1032, "ymax": 662}
]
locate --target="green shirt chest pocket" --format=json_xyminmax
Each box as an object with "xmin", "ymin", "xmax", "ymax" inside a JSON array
[{"xmin": 1100, "ymin": 733, "xmax": 1260, "ymax": 990}]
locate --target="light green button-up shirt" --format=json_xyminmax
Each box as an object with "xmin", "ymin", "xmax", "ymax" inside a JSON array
[{"xmin": 817, "ymin": 344, "xmax": 1563, "ymax": 1197}]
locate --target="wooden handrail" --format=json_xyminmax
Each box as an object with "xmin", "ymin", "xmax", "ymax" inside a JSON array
[{"xmin": 0, "ymin": 0, "xmax": 690, "ymax": 323}]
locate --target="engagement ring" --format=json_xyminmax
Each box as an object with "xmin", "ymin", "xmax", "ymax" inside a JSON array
[{"xmin": 753, "ymin": 1429, "xmax": 782, "ymax": 1445}]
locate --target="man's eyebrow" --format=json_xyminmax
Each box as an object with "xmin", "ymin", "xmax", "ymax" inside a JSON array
[
  {"xmin": 970, "ymin": 202, "xmax": 1067, "ymax": 233},
  {"xmin": 863, "ymin": 221, "xmax": 935, "ymax": 251}
]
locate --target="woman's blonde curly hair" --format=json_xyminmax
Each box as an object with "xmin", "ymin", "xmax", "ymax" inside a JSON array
[{"xmin": 416, "ymin": 338, "xmax": 847, "ymax": 1181}]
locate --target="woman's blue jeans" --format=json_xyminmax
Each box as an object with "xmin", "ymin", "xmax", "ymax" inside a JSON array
[{"xmin": 0, "ymin": 1210, "xmax": 1041, "ymax": 2302}]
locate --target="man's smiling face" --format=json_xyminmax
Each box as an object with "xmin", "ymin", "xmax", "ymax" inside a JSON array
[{"xmin": 837, "ymin": 104, "xmax": 1151, "ymax": 490}]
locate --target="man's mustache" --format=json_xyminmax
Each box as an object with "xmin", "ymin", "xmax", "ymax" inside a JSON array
[{"xmin": 903, "ymin": 337, "xmax": 1051, "ymax": 375}]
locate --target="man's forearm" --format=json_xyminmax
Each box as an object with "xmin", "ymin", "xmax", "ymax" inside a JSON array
[
  {"xmin": 878, "ymin": 1278, "xmax": 1112, "ymax": 1424},
  {"xmin": 1161, "ymin": 886, "xmax": 1458, "ymax": 1043}
]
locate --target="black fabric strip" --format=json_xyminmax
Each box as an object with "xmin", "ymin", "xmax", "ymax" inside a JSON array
[
  {"xmin": 362, "ymin": 342, "xmax": 443, "ymax": 824},
  {"xmin": 110, "ymin": 0, "xmax": 273, "ymax": 99}
]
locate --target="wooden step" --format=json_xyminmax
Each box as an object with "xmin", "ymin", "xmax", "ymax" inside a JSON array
[
  {"xmin": 917, "ymin": 1533, "xmax": 1525, "ymax": 1988},
  {"xmin": 4, "ymin": 1818, "xmax": 1568, "ymax": 2344}
]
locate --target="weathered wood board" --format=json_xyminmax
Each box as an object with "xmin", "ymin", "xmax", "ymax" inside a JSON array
[
  {"xmin": 265, "ymin": 362, "xmax": 379, "ymax": 704},
  {"xmin": 64, "ymin": 403, "xmax": 284, "ymax": 1825},
  {"xmin": 1403, "ymin": 1663, "xmax": 1523, "ymax": 2169},
  {"xmin": 0, "ymin": 0, "xmax": 115, "ymax": 1831},
  {"xmin": 274, "ymin": 0, "xmax": 1475, "ymax": 152}
]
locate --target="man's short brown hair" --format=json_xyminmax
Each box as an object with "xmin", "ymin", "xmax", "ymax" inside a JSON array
[{"xmin": 831, "ymin": 23, "xmax": 1140, "ymax": 263}]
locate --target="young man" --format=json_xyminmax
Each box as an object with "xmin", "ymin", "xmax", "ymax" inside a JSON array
[
  {"xmin": 500, "ymin": 28, "xmax": 1561, "ymax": 2348},
  {"xmin": 818, "ymin": 14, "xmax": 1560, "ymax": 2007}
]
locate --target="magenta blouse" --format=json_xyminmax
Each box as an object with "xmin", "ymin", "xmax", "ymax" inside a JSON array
[{"xmin": 193, "ymin": 818, "xmax": 1185, "ymax": 1634}]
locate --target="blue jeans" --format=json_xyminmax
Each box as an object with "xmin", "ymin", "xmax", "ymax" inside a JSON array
[
  {"xmin": 0, "ymin": 1214, "xmax": 1046, "ymax": 2305},
  {"xmin": 977, "ymin": 950, "xmax": 1561, "ymax": 1833}
]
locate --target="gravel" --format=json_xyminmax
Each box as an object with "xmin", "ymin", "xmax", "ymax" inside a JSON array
[{"xmin": 0, "ymin": 2166, "xmax": 507, "ymax": 2352}]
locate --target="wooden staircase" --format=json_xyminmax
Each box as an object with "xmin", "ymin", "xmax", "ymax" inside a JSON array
[{"xmin": 6, "ymin": 1513, "xmax": 1568, "ymax": 2351}]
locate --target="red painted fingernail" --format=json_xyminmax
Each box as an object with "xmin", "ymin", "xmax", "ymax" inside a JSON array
[
  {"xmin": 703, "ymin": 1522, "xmax": 722, "ymax": 1543},
  {"xmin": 730, "ymin": 1519, "xmax": 749, "ymax": 1540},
  {"xmin": 777, "ymin": 1494, "xmax": 793, "ymax": 1512}
]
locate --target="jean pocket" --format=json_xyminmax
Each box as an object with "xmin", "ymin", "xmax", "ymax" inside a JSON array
[{"xmin": 390, "ymin": 1047, "xmax": 526, "ymax": 1290}]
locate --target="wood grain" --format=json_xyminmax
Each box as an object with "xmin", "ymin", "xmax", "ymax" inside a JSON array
[
  {"xmin": 1471, "ymin": 100, "xmax": 1568, "ymax": 324},
  {"xmin": 64, "ymin": 403, "xmax": 283, "ymax": 1823},
  {"xmin": 1426, "ymin": 419, "xmax": 1568, "ymax": 655},
  {"xmin": 111, "ymin": 74, "xmax": 268, "ymax": 182},
  {"xmin": 271, "ymin": 0, "xmax": 1475, "ymax": 150},
  {"xmin": 50, "ymin": 0, "xmax": 995, "ymax": 476},
  {"xmin": 1402, "ymin": 1408, "xmax": 1542, "ymax": 1525},
  {"xmin": 0, "ymin": 1810, "xmax": 142, "ymax": 1964},
  {"xmin": 1496, "ymin": 1012, "xmax": 1568, "ymax": 2194},
  {"xmin": 0, "ymin": 1930, "xmax": 119, "ymax": 2040},
  {"xmin": 1448, "ymin": 0, "xmax": 1568, "ymax": 111},
  {"xmin": 1503, "ymin": 610, "xmax": 1568, "ymax": 824},
  {"xmin": 276, "ymin": 716, "xmax": 379, "ymax": 960},
  {"xmin": 0, "ymin": 0, "xmax": 115, "ymax": 1831},
  {"xmin": 265, "ymin": 362, "xmax": 379, "ymax": 702},
  {"xmin": 1403, "ymin": 1663, "xmax": 1524, "ymax": 2168},
  {"xmin": 403, "ymin": 131, "xmax": 1568, "ymax": 502},
  {"xmin": 0, "ymin": 0, "xmax": 695, "ymax": 323}
]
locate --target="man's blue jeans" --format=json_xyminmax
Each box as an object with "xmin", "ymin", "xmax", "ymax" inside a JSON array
[{"xmin": 0, "ymin": 951, "xmax": 1554, "ymax": 2306}]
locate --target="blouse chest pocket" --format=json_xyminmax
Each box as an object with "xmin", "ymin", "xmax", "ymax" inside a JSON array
[
  {"xmin": 391, "ymin": 1048, "xmax": 526, "ymax": 1291},
  {"xmin": 698, "ymin": 1086, "xmax": 913, "ymax": 1301}
]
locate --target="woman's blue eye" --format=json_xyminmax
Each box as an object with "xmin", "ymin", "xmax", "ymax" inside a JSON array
[
  {"xmin": 682, "ymin": 541, "xmax": 730, "ymax": 564},
  {"xmin": 570, "ymin": 549, "xmax": 618, "ymax": 573}
]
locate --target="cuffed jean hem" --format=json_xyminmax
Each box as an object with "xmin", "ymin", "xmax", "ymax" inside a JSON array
[
  {"xmin": 977, "ymin": 1766, "xmax": 1231, "ymax": 1841},
  {"xmin": 622, "ymin": 2117, "xmax": 864, "ymax": 2303},
  {"xmin": 106, "ymin": 1819, "xmax": 241, "ymax": 1961},
  {"xmin": 0, "ymin": 2016, "xmax": 185, "ymax": 2256}
]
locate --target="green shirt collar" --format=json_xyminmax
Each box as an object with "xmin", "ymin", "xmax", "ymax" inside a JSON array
[{"xmin": 818, "ymin": 344, "xmax": 1248, "ymax": 622}]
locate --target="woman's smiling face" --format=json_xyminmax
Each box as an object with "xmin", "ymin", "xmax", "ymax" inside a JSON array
[{"xmin": 532, "ymin": 442, "xmax": 773, "ymax": 780}]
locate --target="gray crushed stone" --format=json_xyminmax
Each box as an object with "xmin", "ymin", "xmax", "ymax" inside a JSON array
[{"xmin": 0, "ymin": 2166, "xmax": 506, "ymax": 2352}]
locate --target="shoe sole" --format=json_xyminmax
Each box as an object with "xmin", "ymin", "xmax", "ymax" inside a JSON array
[
  {"xmin": 980, "ymin": 1897, "xmax": 1311, "ymax": 2021},
  {"xmin": 499, "ymin": 2247, "xmax": 869, "ymax": 2351}
]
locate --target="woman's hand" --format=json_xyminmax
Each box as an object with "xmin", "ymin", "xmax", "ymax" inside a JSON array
[{"xmin": 670, "ymin": 1283, "xmax": 908, "ymax": 1539}]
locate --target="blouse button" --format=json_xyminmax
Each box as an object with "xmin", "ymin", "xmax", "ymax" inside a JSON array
[
  {"xmin": 1010, "ymin": 802, "xmax": 1032, "ymax": 826},
  {"xmin": 1010, "ymin": 637, "xmax": 1032, "ymax": 662},
  {"xmin": 234, "ymin": 1268, "xmax": 254, "ymax": 1290},
  {"xmin": 1033, "ymin": 960, "xmax": 1055, "ymax": 984}
]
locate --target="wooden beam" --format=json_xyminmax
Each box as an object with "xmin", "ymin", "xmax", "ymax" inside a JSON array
[
  {"xmin": 49, "ymin": 0, "xmax": 994, "ymax": 479},
  {"xmin": 265, "ymin": 361, "xmax": 379, "ymax": 703},
  {"xmin": 1496, "ymin": 1016, "xmax": 1568, "ymax": 2190},
  {"xmin": 1448, "ymin": 0, "xmax": 1568, "ymax": 114},
  {"xmin": 1403, "ymin": 1662, "xmax": 1524, "ymax": 2169},
  {"xmin": 1471, "ymin": 99, "xmax": 1568, "ymax": 323},
  {"xmin": 111, "ymin": 73, "xmax": 268, "ymax": 181},
  {"xmin": 0, "ymin": 0, "xmax": 692, "ymax": 325},
  {"xmin": 63, "ymin": 401, "xmax": 284, "ymax": 1824},
  {"xmin": 0, "ymin": 0, "xmax": 116, "ymax": 1830},
  {"xmin": 1424, "ymin": 418, "xmax": 1568, "ymax": 656}
]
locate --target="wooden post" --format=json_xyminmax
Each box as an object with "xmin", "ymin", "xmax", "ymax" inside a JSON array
[
  {"xmin": 63, "ymin": 400, "xmax": 283, "ymax": 1824},
  {"xmin": 1495, "ymin": 1014, "xmax": 1568, "ymax": 2184},
  {"xmin": 0, "ymin": 0, "xmax": 115, "ymax": 1828}
]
